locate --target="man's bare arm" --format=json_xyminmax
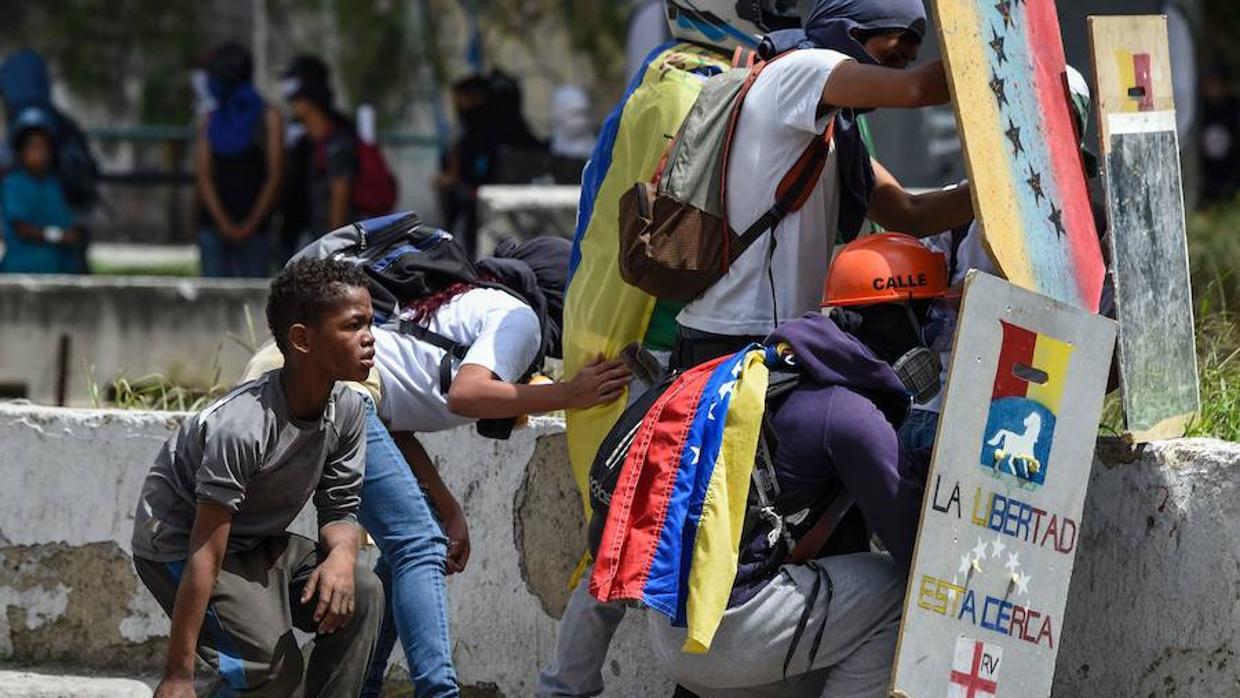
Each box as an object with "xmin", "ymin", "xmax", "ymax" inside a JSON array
[
  {"xmin": 821, "ymin": 59, "xmax": 950, "ymax": 112},
  {"xmin": 867, "ymin": 158, "xmax": 974, "ymax": 237},
  {"xmin": 156, "ymin": 501, "xmax": 232, "ymax": 696}
]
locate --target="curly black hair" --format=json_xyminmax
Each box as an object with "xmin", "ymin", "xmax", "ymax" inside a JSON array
[{"xmin": 266, "ymin": 258, "xmax": 370, "ymax": 354}]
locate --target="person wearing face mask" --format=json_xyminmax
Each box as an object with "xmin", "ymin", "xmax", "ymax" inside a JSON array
[
  {"xmin": 645, "ymin": 232, "xmax": 945, "ymax": 698},
  {"xmin": 195, "ymin": 42, "xmax": 283, "ymax": 278},
  {"xmin": 671, "ymin": 0, "xmax": 975, "ymax": 371}
]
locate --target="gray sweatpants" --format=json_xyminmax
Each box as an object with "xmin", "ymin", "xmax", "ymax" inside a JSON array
[
  {"xmin": 135, "ymin": 533, "xmax": 384, "ymax": 697},
  {"xmin": 647, "ymin": 553, "xmax": 904, "ymax": 698},
  {"xmin": 537, "ymin": 568, "xmax": 628, "ymax": 697}
]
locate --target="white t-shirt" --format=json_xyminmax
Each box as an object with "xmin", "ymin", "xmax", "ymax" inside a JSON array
[
  {"xmin": 678, "ymin": 49, "xmax": 851, "ymax": 337},
  {"xmin": 374, "ymin": 287, "xmax": 541, "ymax": 433}
]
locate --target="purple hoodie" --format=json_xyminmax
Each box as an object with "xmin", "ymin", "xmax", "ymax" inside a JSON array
[{"xmin": 730, "ymin": 314, "xmax": 930, "ymax": 606}]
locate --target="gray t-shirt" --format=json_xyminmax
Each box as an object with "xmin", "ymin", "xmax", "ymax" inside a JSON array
[{"xmin": 131, "ymin": 370, "xmax": 367, "ymax": 562}]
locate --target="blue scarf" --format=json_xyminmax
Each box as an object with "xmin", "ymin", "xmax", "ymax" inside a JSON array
[
  {"xmin": 761, "ymin": 0, "xmax": 927, "ymax": 242},
  {"xmin": 207, "ymin": 78, "xmax": 264, "ymax": 157}
]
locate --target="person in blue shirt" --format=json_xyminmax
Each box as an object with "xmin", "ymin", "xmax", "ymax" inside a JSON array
[{"xmin": 0, "ymin": 107, "xmax": 84, "ymax": 274}]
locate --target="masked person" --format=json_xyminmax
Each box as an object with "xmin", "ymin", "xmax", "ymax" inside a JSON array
[
  {"xmin": 645, "ymin": 233, "xmax": 945, "ymax": 698},
  {"xmin": 282, "ymin": 56, "xmax": 357, "ymax": 243},
  {"xmin": 194, "ymin": 42, "xmax": 283, "ymax": 278},
  {"xmin": 670, "ymin": 0, "xmax": 975, "ymax": 371}
]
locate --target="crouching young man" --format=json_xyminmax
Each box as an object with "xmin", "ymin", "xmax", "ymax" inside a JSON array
[
  {"xmin": 647, "ymin": 234, "xmax": 948, "ymax": 697},
  {"xmin": 131, "ymin": 258, "xmax": 384, "ymax": 697}
]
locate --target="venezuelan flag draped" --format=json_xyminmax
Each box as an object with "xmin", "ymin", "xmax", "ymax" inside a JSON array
[
  {"xmin": 591, "ymin": 347, "xmax": 769, "ymax": 653},
  {"xmin": 563, "ymin": 42, "xmax": 732, "ymax": 518}
]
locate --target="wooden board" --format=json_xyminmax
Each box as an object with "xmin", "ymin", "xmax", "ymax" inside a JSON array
[
  {"xmin": 1088, "ymin": 15, "xmax": 1199, "ymax": 442},
  {"xmin": 891, "ymin": 272, "xmax": 1116, "ymax": 697},
  {"xmin": 933, "ymin": 0, "xmax": 1106, "ymax": 312}
]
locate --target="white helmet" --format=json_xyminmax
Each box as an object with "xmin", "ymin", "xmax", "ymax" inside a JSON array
[{"xmin": 665, "ymin": 0, "xmax": 801, "ymax": 53}]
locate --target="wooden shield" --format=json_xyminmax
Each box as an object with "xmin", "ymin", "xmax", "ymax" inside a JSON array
[
  {"xmin": 890, "ymin": 272, "xmax": 1115, "ymax": 697},
  {"xmin": 933, "ymin": 0, "xmax": 1106, "ymax": 311},
  {"xmin": 1088, "ymin": 15, "xmax": 1199, "ymax": 441}
]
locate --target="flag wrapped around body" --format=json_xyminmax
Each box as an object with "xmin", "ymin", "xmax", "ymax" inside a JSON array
[
  {"xmin": 590, "ymin": 347, "xmax": 770, "ymax": 653},
  {"xmin": 563, "ymin": 42, "xmax": 732, "ymax": 518}
]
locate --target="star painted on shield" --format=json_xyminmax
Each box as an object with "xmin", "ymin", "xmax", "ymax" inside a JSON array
[
  {"xmin": 989, "ymin": 26, "xmax": 1008, "ymax": 65},
  {"xmin": 1048, "ymin": 204, "xmax": 1066, "ymax": 238},
  {"xmin": 1005, "ymin": 118, "xmax": 1024, "ymax": 156},
  {"xmin": 1026, "ymin": 165, "xmax": 1045, "ymax": 204},
  {"xmin": 990, "ymin": 534, "xmax": 1007, "ymax": 559},
  {"xmin": 1005, "ymin": 551, "xmax": 1022, "ymax": 575},
  {"xmin": 972, "ymin": 537, "xmax": 990, "ymax": 562},
  {"xmin": 1015, "ymin": 570, "xmax": 1032, "ymax": 596},
  {"xmin": 995, "ymin": 0, "xmax": 1014, "ymax": 28},
  {"xmin": 959, "ymin": 552, "xmax": 973, "ymax": 575},
  {"xmin": 989, "ymin": 72, "xmax": 1008, "ymax": 108}
]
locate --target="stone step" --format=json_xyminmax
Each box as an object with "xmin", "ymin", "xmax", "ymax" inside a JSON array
[{"xmin": 0, "ymin": 669, "xmax": 154, "ymax": 698}]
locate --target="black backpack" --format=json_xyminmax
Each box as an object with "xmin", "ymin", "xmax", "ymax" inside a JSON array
[
  {"xmin": 292, "ymin": 211, "xmax": 552, "ymax": 439},
  {"xmin": 587, "ymin": 365, "xmax": 855, "ymax": 565}
]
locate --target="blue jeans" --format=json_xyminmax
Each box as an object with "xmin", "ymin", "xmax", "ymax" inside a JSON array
[
  {"xmin": 898, "ymin": 408, "xmax": 940, "ymax": 453},
  {"xmin": 198, "ymin": 225, "xmax": 272, "ymax": 278},
  {"xmin": 357, "ymin": 403, "xmax": 459, "ymax": 697}
]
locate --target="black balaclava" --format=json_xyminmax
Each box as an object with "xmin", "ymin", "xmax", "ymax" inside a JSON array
[
  {"xmin": 832, "ymin": 300, "xmax": 942, "ymax": 404},
  {"xmin": 759, "ymin": 0, "xmax": 928, "ymax": 243}
]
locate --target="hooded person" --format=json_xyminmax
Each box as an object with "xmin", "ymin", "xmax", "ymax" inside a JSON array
[
  {"xmin": 194, "ymin": 41, "xmax": 284, "ymax": 278},
  {"xmin": 644, "ymin": 233, "xmax": 943, "ymax": 698},
  {"xmin": 669, "ymin": 0, "xmax": 974, "ymax": 370}
]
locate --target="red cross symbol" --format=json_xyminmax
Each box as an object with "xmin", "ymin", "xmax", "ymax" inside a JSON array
[{"xmin": 950, "ymin": 640, "xmax": 999, "ymax": 697}]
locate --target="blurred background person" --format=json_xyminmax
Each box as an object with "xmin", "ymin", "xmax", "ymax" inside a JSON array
[
  {"xmin": 282, "ymin": 55, "xmax": 357, "ymax": 247},
  {"xmin": 194, "ymin": 41, "xmax": 283, "ymax": 278},
  {"xmin": 548, "ymin": 85, "xmax": 597, "ymax": 184},
  {"xmin": 0, "ymin": 107, "xmax": 85, "ymax": 274}
]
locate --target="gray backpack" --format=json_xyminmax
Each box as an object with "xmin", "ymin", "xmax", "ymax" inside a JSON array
[{"xmin": 617, "ymin": 52, "xmax": 835, "ymax": 302}]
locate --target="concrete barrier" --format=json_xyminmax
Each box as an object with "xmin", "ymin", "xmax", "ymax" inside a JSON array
[
  {"xmin": 0, "ymin": 404, "xmax": 669, "ymax": 696},
  {"xmin": 475, "ymin": 185, "xmax": 579, "ymax": 256},
  {"xmin": 1, "ymin": 402, "xmax": 1236, "ymax": 696},
  {"xmin": 0, "ymin": 276, "xmax": 269, "ymax": 406}
]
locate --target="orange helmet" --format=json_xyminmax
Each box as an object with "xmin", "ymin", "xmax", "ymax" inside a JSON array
[{"xmin": 822, "ymin": 233, "xmax": 951, "ymax": 307}]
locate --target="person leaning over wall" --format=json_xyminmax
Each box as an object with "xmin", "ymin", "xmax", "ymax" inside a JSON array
[
  {"xmin": 194, "ymin": 42, "xmax": 283, "ymax": 279},
  {"xmin": 243, "ymin": 227, "xmax": 630, "ymax": 698},
  {"xmin": 131, "ymin": 259, "xmax": 384, "ymax": 697}
]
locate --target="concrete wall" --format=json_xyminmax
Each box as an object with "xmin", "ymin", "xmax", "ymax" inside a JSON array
[
  {"xmin": 0, "ymin": 276, "xmax": 269, "ymax": 407},
  {"xmin": 0, "ymin": 404, "xmax": 669, "ymax": 696},
  {"xmin": 1, "ymin": 402, "xmax": 1237, "ymax": 696}
]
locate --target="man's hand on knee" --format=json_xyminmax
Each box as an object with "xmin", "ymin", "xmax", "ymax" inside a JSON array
[{"xmin": 302, "ymin": 548, "xmax": 357, "ymax": 634}]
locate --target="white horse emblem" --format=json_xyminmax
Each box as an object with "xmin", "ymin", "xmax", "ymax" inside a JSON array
[{"xmin": 987, "ymin": 411, "xmax": 1043, "ymax": 479}]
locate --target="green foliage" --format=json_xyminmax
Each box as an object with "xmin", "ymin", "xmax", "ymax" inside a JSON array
[{"xmin": 0, "ymin": 1, "xmax": 203, "ymax": 123}]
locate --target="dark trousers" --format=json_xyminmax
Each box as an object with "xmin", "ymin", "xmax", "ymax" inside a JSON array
[
  {"xmin": 135, "ymin": 533, "xmax": 383, "ymax": 697},
  {"xmin": 669, "ymin": 324, "xmax": 766, "ymax": 372}
]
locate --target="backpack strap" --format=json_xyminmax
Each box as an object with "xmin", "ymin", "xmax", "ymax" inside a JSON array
[
  {"xmin": 398, "ymin": 318, "xmax": 470, "ymax": 394},
  {"xmin": 720, "ymin": 55, "xmax": 836, "ymax": 267},
  {"xmin": 734, "ymin": 117, "xmax": 836, "ymax": 256},
  {"xmin": 787, "ymin": 490, "xmax": 856, "ymax": 564}
]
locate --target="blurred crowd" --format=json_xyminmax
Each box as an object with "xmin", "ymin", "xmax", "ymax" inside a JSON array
[{"xmin": 0, "ymin": 43, "xmax": 601, "ymax": 278}]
